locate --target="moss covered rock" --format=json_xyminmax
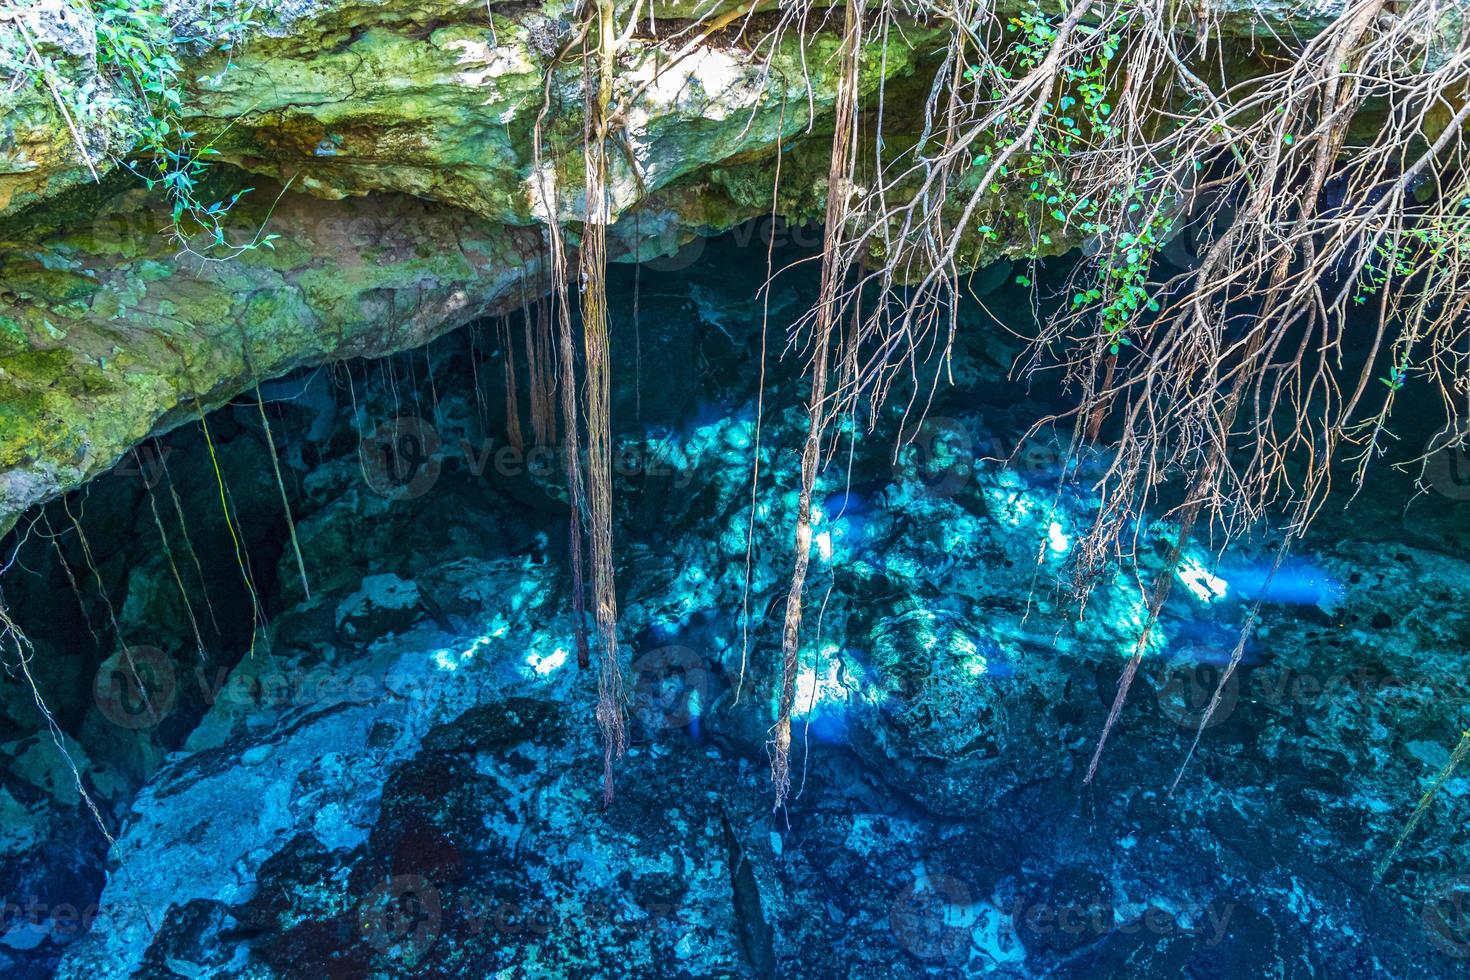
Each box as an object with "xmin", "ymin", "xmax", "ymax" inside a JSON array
[{"xmin": 0, "ymin": 0, "xmax": 1364, "ymax": 531}]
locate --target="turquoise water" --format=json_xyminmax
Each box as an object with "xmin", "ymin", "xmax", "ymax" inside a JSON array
[{"xmin": 1, "ymin": 227, "xmax": 1468, "ymax": 977}]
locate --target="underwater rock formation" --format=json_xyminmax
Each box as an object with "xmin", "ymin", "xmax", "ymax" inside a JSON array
[
  {"xmin": 0, "ymin": 240, "xmax": 1461, "ymax": 975},
  {"xmin": 3, "ymin": 1, "xmax": 1470, "ymax": 977}
]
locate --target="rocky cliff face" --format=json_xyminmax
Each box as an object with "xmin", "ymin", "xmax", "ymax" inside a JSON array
[
  {"xmin": 0, "ymin": 0, "xmax": 949, "ymax": 534},
  {"xmin": 0, "ymin": 0, "xmax": 1355, "ymax": 533}
]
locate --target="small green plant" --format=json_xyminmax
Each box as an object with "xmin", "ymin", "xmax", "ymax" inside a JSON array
[
  {"xmin": 968, "ymin": 1, "xmax": 1168, "ymax": 355},
  {"xmin": 96, "ymin": 0, "xmax": 273, "ymax": 256},
  {"xmin": 5, "ymin": 0, "xmax": 271, "ymax": 256},
  {"xmin": 1380, "ymin": 359, "xmax": 1409, "ymax": 392}
]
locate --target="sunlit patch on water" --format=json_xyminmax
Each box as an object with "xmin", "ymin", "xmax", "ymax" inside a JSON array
[
  {"xmin": 526, "ymin": 646, "xmax": 569, "ymax": 676},
  {"xmin": 1223, "ymin": 558, "xmax": 1343, "ymax": 607},
  {"xmin": 1176, "ymin": 554, "xmax": 1230, "ymax": 604}
]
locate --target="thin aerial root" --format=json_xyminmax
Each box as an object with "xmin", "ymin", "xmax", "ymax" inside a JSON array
[
  {"xmin": 0, "ymin": 596, "xmax": 114, "ymax": 844},
  {"xmin": 136, "ymin": 448, "xmax": 208, "ymax": 661},
  {"xmin": 532, "ymin": 65, "xmax": 592, "ymax": 671},
  {"xmin": 525, "ymin": 290, "xmax": 559, "ymax": 448},
  {"xmin": 156, "ymin": 438, "xmax": 223, "ymax": 639},
  {"xmin": 1169, "ymin": 535, "xmax": 1297, "ymax": 794},
  {"xmin": 40, "ymin": 511, "xmax": 99, "ymax": 645},
  {"xmin": 1375, "ymin": 728, "xmax": 1470, "ymax": 883},
  {"xmin": 224, "ymin": 478, "xmax": 273, "ymax": 653},
  {"xmin": 61, "ymin": 496, "xmax": 127, "ymax": 644},
  {"xmin": 1084, "ymin": 484, "xmax": 1206, "ymax": 785},
  {"xmin": 772, "ymin": 0, "xmax": 864, "ymax": 812},
  {"xmin": 469, "ymin": 323, "xmax": 489, "ymax": 431},
  {"xmin": 736, "ymin": 100, "xmax": 786, "ymax": 707},
  {"xmin": 255, "ymin": 387, "xmax": 312, "ymax": 602},
  {"xmin": 60, "ymin": 496, "xmax": 161, "ymax": 728},
  {"xmin": 424, "ymin": 347, "xmax": 441, "ymax": 423},
  {"xmin": 582, "ymin": 0, "xmax": 629, "ymax": 804},
  {"xmin": 499, "ymin": 317, "xmax": 526, "ymax": 451},
  {"xmin": 196, "ymin": 403, "xmax": 264, "ymax": 657}
]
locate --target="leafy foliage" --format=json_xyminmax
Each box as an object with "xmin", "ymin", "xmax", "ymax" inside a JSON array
[
  {"xmin": 972, "ymin": 2, "xmax": 1168, "ymax": 354},
  {"xmin": 6, "ymin": 0, "xmax": 272, "ymax": 255}
]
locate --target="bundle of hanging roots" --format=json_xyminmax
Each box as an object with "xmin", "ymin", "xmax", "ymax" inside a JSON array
[{"xmin": 514, "ymin": 0, "xmax": 1470, "ymax": 871}]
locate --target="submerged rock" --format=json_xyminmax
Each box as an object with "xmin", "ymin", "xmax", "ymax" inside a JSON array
[{"xmin": 1, "ymin": 175, "xmax": 1468, "ymax": 978}]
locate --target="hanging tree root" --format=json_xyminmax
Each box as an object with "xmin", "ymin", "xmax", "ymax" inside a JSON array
[
  {"xmin": 499, "ymin": 316, "xmax": 526, "ymax": 451},
  {"xmin": 254, "ymin": 387, "xmax": 312, "ymax": 602},
  {"xmin": 532, "ymin": 35, "xmax": 593, "ymax": 674},
  {"xmin": 40, "ymin": 511, "xmax": 99, "ymax": 647},
  {"xmin": 580, "ymin": 0, "xmax": 634, "ymax": 806},
  {"xmin": 1375, "ymin": 727, "xmax": 1470, "ymax": 882},
  {"xmin": 771, "ymin": 0, "xmax": 865, "ymax": 812},
  {"xmin": 135, "ymin": 448, "xmax": 209, "ymax": 661},
  {"xmin": 59, "ymin": 495, "xmax": 161, "ymax": 730},
  {"xmin": 525, "ymin": 286, "xmax": 560, "ymax": 449},
  {"xmin": 507, "ymin": 0, "xmax": 1470, "ymax": 824},
  {"xmin": 195, "ymin": 400, "xmax": 266, "ymax": 657},
  {"xmin": 0, "ymin": 596, "xmax": 113, "ymax": 843},
  {"xmin": 156, "ymin": 438, "xmax": 223, "ymax": 639},
  {"xmin": 746, "ymin": 0, "xmax": 1470, "ymax": 805}
]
